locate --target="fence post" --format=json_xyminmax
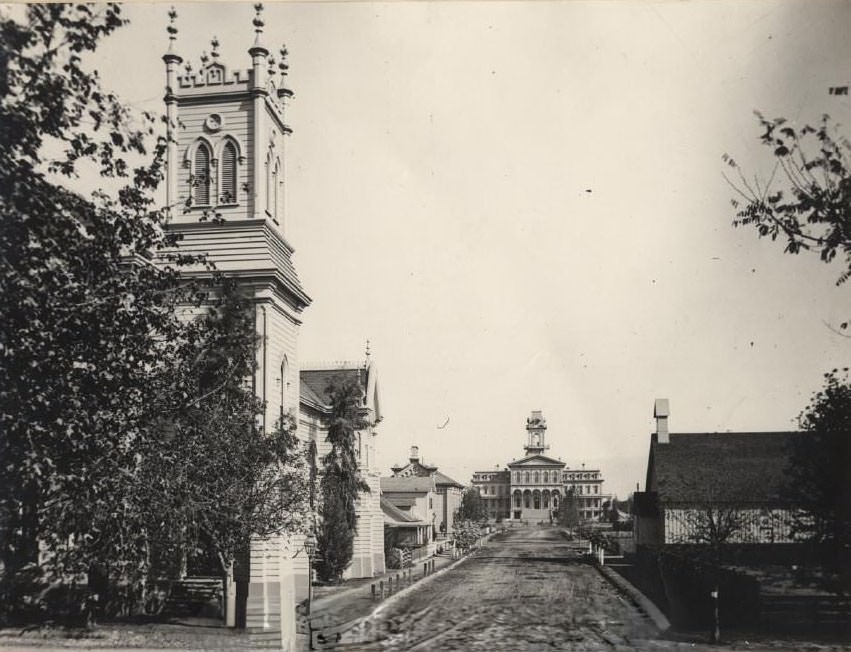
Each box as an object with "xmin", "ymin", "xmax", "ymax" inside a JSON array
[
  {"xmin": 423, "ymin": 562, "xmax": 428, "ymax": 578},
  {"xmin": 371, "ymin": 584, "xmax": 376, "ymax": 601},
  {"xmin": 379, "ymin": 580, "xmax": 384, "ymax": 599}
]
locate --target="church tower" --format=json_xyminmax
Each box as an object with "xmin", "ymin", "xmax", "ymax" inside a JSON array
[
  {"xmin": 524, "ymin": 410, "xmax": 549, "ymax": 456},
  {"xmin": 162, "ymin": 6, "xmax": 310, "ymax": 647}
]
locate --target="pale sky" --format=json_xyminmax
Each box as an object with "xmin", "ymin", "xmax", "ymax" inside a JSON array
[{"xmin": 86, "ymin": 1, "xmax": 851, "ymax": 498}]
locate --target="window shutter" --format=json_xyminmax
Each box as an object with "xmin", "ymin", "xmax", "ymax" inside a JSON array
[
  {"xmin": 194, "ymin": 144, "xmax": 210, "ymax": 205},
  {"xmin": 221, "ymin": 142, "xmax": 237, "ymax": 204}
]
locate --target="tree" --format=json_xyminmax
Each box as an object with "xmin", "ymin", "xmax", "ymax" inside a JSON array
[
  {"xmin": 452, "ymin": 520, "xmax": 482, "ymax": 552},
  {"xmin": 666, "ymin": 480, "xmax": 747, "ymax": 644},
  {"xmin": 556, "ymin": 489, "xmax": 580, "ymax": 528},
  {"xmin": 132, "ymin": 281, "xmax": 310, "ymax": 586},
  {"xmin": 456, "ymin": 487, "xmax": 487, "ymax": 523},
  {"xmin": 784, "ymin": 369, "xmax": 851, "ymax": 591},
  {"xmin": 0, "ymin": 6, "xmax": 310, "ymax": 622},
  {"xmin": 0, "ymin": 3, "xmax": 200, "ymax": 608},
  {"xmin": 316, "ymin": 376, "xmax": 369, "ymax": 583},
  {"xmin": 725, "ymin": 113, "xmax": 851, "ymax": 291}
]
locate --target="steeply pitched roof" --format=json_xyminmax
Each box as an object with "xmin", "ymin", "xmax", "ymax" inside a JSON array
[
  {"xmin": 300, "ymin": 366, "xmax": 368, "ymax": 408},
  {"xmin": 433, "ymin": 471, "xmax": 464, "ymax": 488},
  {"xmin": 299, "ymin": 379, "xmax": 326, "ymax": 409},
  {"xmin": 650, "ymin": 431, "xmax": 803, "ymax": 505},
  {"xmin": 381, "ymin": 497, "xmax": 427, "ymax": 526},
  {"xmin": 508, "ymin": 454, "xmax": 565, "ymax": 468},
  {"xmin": 380, "ymin": 476, "xmax": 435, "ymax": 494}
]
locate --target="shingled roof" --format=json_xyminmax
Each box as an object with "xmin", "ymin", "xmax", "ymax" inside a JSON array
[
  {"xmin": 300, "ymin": 366, "xmax": 368, "ymax": 408},
  {"xmin": 648, "ymin": 431, "xmax": 804, "ymax": 506},
  {"xmin": 433, "ymin": 471, "xmax": 464, "ymax": 489},
  {"xmin": 380, "ymin": 476, "xmax": 435, "ymax": 494},
  {"xmin": 381, "ymin": 497, "xmax": 427, "ymax": 526}
]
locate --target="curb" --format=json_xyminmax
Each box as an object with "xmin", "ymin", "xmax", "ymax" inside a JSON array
[{"xmin": 594, "ymin": 562, "xmax": 671, "ymax": 632}]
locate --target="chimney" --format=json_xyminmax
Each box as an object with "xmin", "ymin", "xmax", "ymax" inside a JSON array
[
  {"xmin": 409, "ymin": 445, "xmax": 419, "ymax": 462},
  {"xmin": 654, "ymin": 398, "xmax": 670, "ymax": 444}
]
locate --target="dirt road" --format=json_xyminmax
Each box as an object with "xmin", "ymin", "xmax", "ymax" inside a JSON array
[{"xmin": 359, "ymin": 526, "xmax": 675, "ymax": 651}]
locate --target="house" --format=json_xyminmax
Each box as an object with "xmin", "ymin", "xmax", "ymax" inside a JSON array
[
  {"xmin": 390, "ymin": 446, "xmax": 464, "ymax": 535},
  {"xmin": 380, "ymin": 475, "xmax": 437, "ymax": 545},
  {"xmin": 634, "ymin": 399, "xmax": 803, "ymax": 548},
  {"xmin": 300, "ymin": 360, "xmax": 385, "ymax": 580},
  {"xmin": 381, "ymin": 497, "xmax": 431, "ymax": 546}
]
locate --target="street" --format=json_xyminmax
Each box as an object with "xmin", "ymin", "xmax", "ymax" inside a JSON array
[{"xmin": 359, "ymin": 526, "xmax": 680, "ymax": 651}]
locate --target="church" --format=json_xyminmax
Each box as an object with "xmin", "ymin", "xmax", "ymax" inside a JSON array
[
  {"xmin": 161, "ymin": 7, "xmax": 382, "ymax": 648},
  {"xmin": 471, "ymin": 411, "xmax": 611, "ymax": 523}
]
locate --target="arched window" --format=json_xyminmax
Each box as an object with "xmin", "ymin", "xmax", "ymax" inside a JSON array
[
  {"xmin": 534, "ymin": 471, "xmax": 540, "ymax": 483},
  {"xmin": 220, "ymin": 140, "xmax": 238, "ymax": 204},
  {"xmin": 524, "ymin": 471, "xmax": 530, "ymax": 483},
  {"xmin": 193, "ymin": 142, "xmax": 211, "ymax": 205},
  {"xmin": 533, "ymin": 491, "xmax": 541, "ymax": 509},
  {"xmin": 543, "ymin": 471, "xmax": 548, "ymax": 483}
]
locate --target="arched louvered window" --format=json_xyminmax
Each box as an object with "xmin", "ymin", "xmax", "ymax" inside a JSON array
[
  {"xmin": 193, "ymin": 142, "xmax": 211, "ymax": 205},
  {"xmin": 220, "ymin": 141, "xmax": 237, "ymax": 204},
  {"xmin": 273, "ymin": 158, "xmax": 281, "ymax": 222},
  {"xmin": 265, "ymin": 151, "xmax": 273, "ymax": 214}
]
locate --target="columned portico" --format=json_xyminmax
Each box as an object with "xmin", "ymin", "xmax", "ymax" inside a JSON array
[{"xmin": 508, "ymin": 411, "xmax": 565, "ymax": 522}]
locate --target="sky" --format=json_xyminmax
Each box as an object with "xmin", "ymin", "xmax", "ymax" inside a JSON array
[{"xmin": 83, "ymin": 0, "xmax": 851, "ymax": 498}]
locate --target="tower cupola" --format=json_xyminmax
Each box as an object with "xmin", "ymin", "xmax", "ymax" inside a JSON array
[{"xmin": 524, "ymin": 410, "xmax": 549, "ymax": 455}]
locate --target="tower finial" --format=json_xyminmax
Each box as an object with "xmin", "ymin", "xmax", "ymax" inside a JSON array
[
  {"xmin": 200, "ymin": 51, "xmax": 209, "ymax": 67},
  {"xmin": 253, "ymin": 3, "xmax": 265, "ymax": 45},
  {"xmin": 365, "ymin": 339, "xmax": 371, "ymax": 359},
  {"xmin": 166, "ymin": 7, "xmax": 178, "ymax": 51},
  {"xmin": 210, "ymin": 36, "xmax": 220, "ymax": 60},
  {"xmin": 278, "ymin": 45, "xmax": 290, "ymax": 77}
]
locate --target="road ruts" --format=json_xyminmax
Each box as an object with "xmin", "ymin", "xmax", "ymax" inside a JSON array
[{"xmin": 358, "ymin": 527, "xmax": 682, "ymax": 651}]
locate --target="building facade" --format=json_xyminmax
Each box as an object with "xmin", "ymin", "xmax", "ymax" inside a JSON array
[
  {"xmin": 390, "ymin": 446, "xmax": 464, "ymax": 534},
  {"xmin": 471, "ymin": 468, "xmax": 511, "ymax": 520},
  {"xmin": 162, "ymin": 8, "xmax": 310, "ymax": 644},
  {"xmin": 634, "ymin": 399, "xmax": 802, "ymax": 548},
  {"xmin": 300, "ymin": 360, "xmax": 385, "ymax": 581},
  {"xmin": 472, "ymin": 410, "xmax": 612, "ymax": 523}
]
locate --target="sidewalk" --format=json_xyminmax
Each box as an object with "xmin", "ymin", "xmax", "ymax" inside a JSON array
[{"xmin": 308, "ymin": 550, "xmax": 459, "ymax": 626}]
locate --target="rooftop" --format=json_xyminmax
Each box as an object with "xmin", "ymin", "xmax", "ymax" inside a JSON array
[{"xmin": 650, "ymin": 431, "xmax": 804, "ymax": 505}]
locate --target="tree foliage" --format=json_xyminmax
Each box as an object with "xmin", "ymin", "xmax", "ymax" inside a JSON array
[
  {"xmin": 0, "ymin": 5, "xmax": 309, "ymax": 621},
  {"xmin": 556, "ymin": 489, "xmax": 580, "ymax": 527},
  {"xmin": 456, "ymin": 487, "xmax": 488, "ymax": 523},
  {"xmin": 453, "ymin": 520, "xmax": 482, "ymax": 552},
  {"xmin": 785, "ymin": 370, "xmax": 851, "ymax": 589},
  {"xmin": 316, "ymin": 375, "xmax": 369, "ymax": 583},
  {"xmin": 0, "ymin": 2, "xmax": 189, "ymax": 590},
  {"xmin": 725, "ymin": 112, "xmax": 851, "ymax": 289}
]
